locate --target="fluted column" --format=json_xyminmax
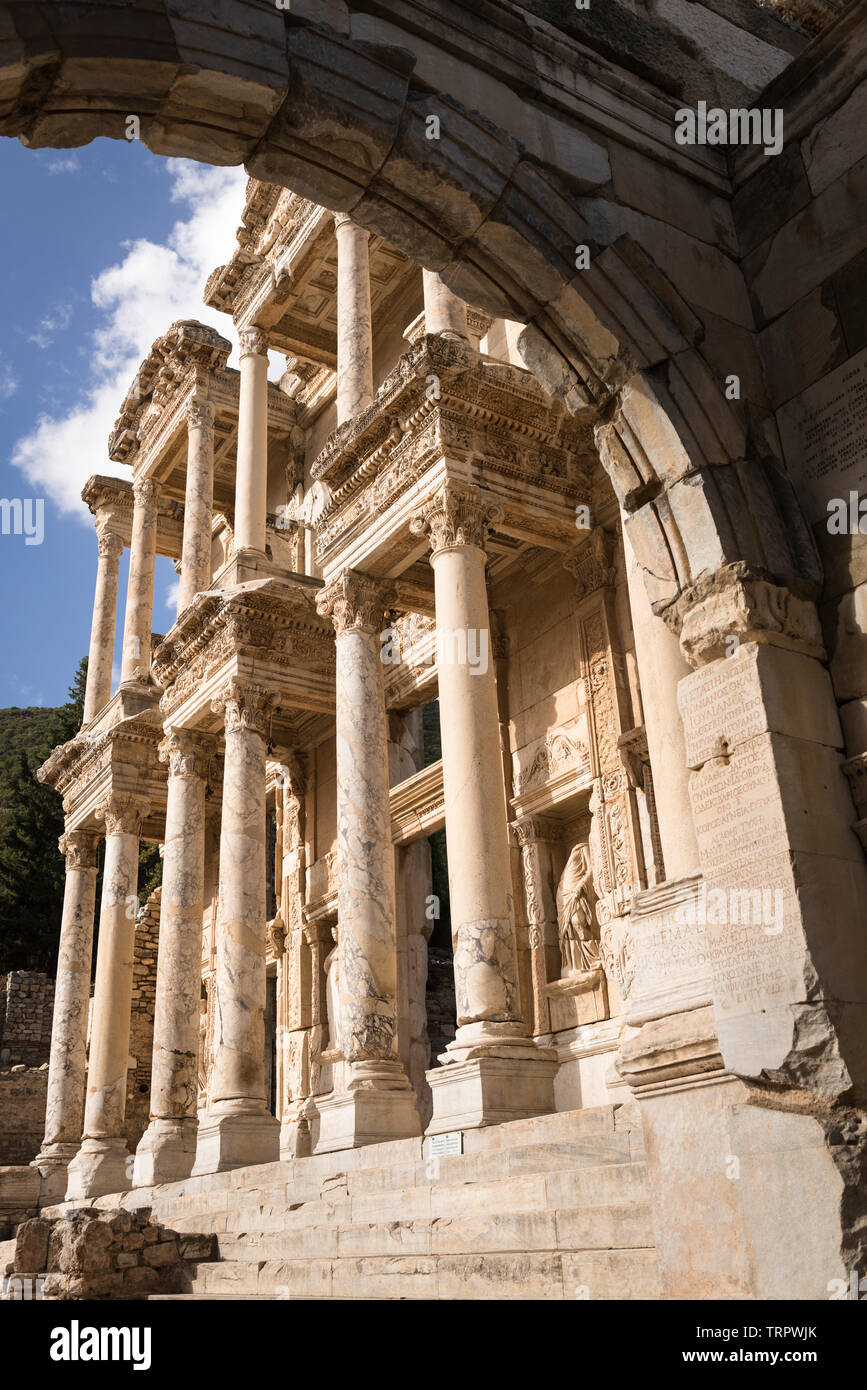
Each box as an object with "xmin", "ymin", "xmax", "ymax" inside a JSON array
[
  {"xmin": 334, "ymin": 214, "xmax": 373, "ymax": 425},
  {"xmin": 422, "ymin": 269, "xmax": 469, "ymax": 340},
  {"xmin": 314, "ymin": 570, "xmax": 420, "ymax": 1150},
  {"xmin": 134, "ymin": 730, "xmax": 214, "ymax": 1186},
  {"xmin": 83, "ymin": 529, "xmax": 123, "ymax": 724},
  {"xmin": 411, "ymin": 484, "xmax": 556, "ymax": 1130},
  {"xmin": 32, "ymin": 829, "xmax": 100, "ymax": 1203},
  {"xmin": 193, "ymin": 680, "xmax": 281, "ymax": 1174},
  {"xmin": 65, "ymin": 794, "xmax": 150, "ymax": 1199},
  {"xmin": 234, "ymin": 327, "xmax": 269, "ymax": 554},
  {"xmin": 120, "ymin": 478, "xmax": 159, "ymax": 685},
  {"xmin": 177, "ymin": 399, "xmax": 215, "ymax": 613}
]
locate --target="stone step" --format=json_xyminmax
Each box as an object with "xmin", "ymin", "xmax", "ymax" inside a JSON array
[
  {"xmin": 214, "ymin": 1201, "xmax": 654, "ymax": 1262},
  {"xmin": 176, "ymin": 1246, "xmax": 660, "ymax": 1300},
  {"xmin": 160, "ymin": 1161, "xmax": 650, "ymax": 1239}
]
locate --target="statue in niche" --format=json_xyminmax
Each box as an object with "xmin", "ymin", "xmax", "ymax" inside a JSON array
[{"xmin": 555, "ymin": 842, "xmax": 602, "ymax": 977}]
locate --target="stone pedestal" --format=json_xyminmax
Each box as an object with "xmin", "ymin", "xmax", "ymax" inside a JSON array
[
  {"xmin": 314, "ymin": 571, "xmax": 421, "ymax": 1151},
  {"xmin": 65, "ymin": 795, "xmax": 149, "ymax": 1200},
  {"xmin": 120, "ymin": 479, "xmax": 159, "ymax": 686},
  {"xmin": 134, "ymin": 731, "xmax": 213, "ymax": 1186},
  {"xmin": 334, "ymin": 215, "xmax": 373, "ymax": 425},
  {"xmin": 192, "ymin": 681, "xmax": 280, "ymax": 1174},
  {"xmin": 177, "ymin": 399, "xmax": 215, "ymax": 613},
  {"xmin": 33, "ymin": 830, "xmax": 100, "ymax": 1205},
  {"xmin": 412, "ymin": 485, "xmax": 556, "ymax": 1131},
  {"xmin": 233, "ymin": 327, "xmax": 269, "ymax": 555},
  {"xmin": 83, "ymin": 530, "xmax": 122, "ymax": 724}
]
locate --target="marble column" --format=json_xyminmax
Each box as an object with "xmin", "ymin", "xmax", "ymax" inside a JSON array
[
  {"xmin": 411, "ymin": 484, "xmax": 557, "ymax": 1131},
  {"xmin": 177, "ymin": 399, "xmax": 215, "ymax": 613},
  {"xmin": 334, "ymin": 214, "xmax": 373, "ymax": 426},
  {"xmin": 83, "ymin": 529, "xmax": 123, "ymax": 724},
  {"xmin": 314, "ymin": 571, "xmax": 420, "ymax": 1150},
  {"xmin": 234, "ymin": 327, "xmax": 269, "ymax": 555},
  {"xmin": 422, "ymin": 269, "xmax": 469, "ymax": 340},
  {"xmin": 134, "ymin": 730, "xmax": 214, "ymax": 1186},
  {"xmin": 193, "ymin": 680, "xmax": 281, "ymax": 1174},
  {"xmin": 120, "ymin": 478, "xmax": 159, "ymax": 685},
  {"xmin": 622, "ymin": 524, "xmax": 699, "ymax": 879},
  {"xmin": 32, "ymin": 829, "xmax": 101, "ymax": 1204},
  {"xmin": 65, "ymin": 794, "xmax": 150, "ymax": 1200}
]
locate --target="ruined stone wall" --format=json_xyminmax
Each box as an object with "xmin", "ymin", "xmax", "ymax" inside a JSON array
[
  {"xmin": 124, "ymin": 890, "xmax": 160, "ymax": 1152},
  {"xmin": 0, "ymin": 971, "xmax": 54, "ymax": 1067},
  {"xmin": 0, "ymin": 1065, "xmax": 48, "ymax": 1165}
]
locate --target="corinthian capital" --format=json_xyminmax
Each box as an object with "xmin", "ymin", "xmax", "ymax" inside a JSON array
[
  {"xmin": 410, "ymin": 484, "xmax": 503, "ymax": 557},
  {"xmin": 58, "ymin": 828, "xmax": 101, "ymax": 871},
  {"xmin": 159, "ymin": 727, "xmax": 217, "ymax": 780},
  {"xmin": 132, "ymin": 477, "xmax": 160, "ymax": 510},
  {"xmin": 211, "ymin": 677, "xmax": 281, "ymax": 735},
  {"xmin": 96, "ymin": 528, "xmax": 123, "ymax": 562},
  {"xmin": 238, "ymin": 326, "xmax": 269, "ymax": 358},
  {"xmin": 315, "ymin": 569, "xmax": 396, "ymax": 637},
  {"xmin": 96, "ymin": 793, "xmax": 151, "ymax": 837},
  {"xmin": 186, "ymin": 398, "xmax": 215, "ymax": 434}
]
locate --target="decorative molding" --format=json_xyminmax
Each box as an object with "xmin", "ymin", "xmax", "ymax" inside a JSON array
[
  {"xmin": 186, "ymin": 397, "xmax": 215, "ymax": 434},
  {"xmin": 212, "ymin": 677, "xmax": 281, "ymax": 735},
  {"xmin": 95, "ymin": 792, "xmax": 151, "ymax": 837},
  {"xmin": 159, "ymin": 727, "xmax": 217, "ymax": 780},
  {"xmin": 58, "ymin": 828, "xmax": 100, "ymax": 871},
  {"xmin": 238, "ymin": 325, "xmax": 270, "ymax": 358},
  {"xmin": 410, "ymin": 482, "xmax": 504, "ymax": 557},
  {"xmin": 563, "ymin": 526, "xmax": 617, "ymax": 600}
]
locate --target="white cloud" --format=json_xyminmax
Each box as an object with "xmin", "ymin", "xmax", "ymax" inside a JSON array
[
  {"xmin": 0, "ymin": 356, "xmax": 19, "ymax": 399},
  {"xmin": 46, "ymin": 155, "xmax": 80, "ymax": 175},
  {"xmin": 11, "ymin": 159, "xmax": 247, "ymax": 518},
  {"xmin": 28, "ymin": 302, "xmax": 74, "ymax": 350},
  {"xmin": 164, "ymin": 579, "xmax": 179, "ymax": 611}
]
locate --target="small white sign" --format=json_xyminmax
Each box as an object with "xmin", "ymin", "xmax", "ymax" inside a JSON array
[{"xmin": 428, "ymin": 1130, "xmax": 463, "ymax": 1158}]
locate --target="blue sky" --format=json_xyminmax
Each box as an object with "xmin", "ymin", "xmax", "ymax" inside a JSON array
[{"xmin": 0, "ymin": 138, "xmax": 247, "ymax": 709}]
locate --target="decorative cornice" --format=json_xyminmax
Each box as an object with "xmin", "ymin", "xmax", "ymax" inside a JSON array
[
  {"xmin": 96, "ymin": 792, "xmax": 151, "ymax": 837},
  {"xmin": 410, "ymin": 483, "xmax": 503, "ymax": 557},
  {"xmin": 563, "ymin": 527, "xmax": 618, "ymax": 600},
  {"xmin": 666, "ymin": 564, "xmax": 826, "ymax": 667},
  {"xmin": 212, "ymin": 677, "xmax": 281, "ymax": 735},
  {"xmin": 315, "ymin": 569, "xmax": 396, "ymax": 637}
]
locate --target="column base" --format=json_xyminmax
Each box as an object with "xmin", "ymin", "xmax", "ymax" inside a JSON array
[
  {"xmin": 280, "ymin": 1100, "xmax": 314, "ymax": 1159},
  {"xmin": 64, "ymin": 1137, "xmax": 131, "ymax": 1201},
  {"xmin": 133, "ymin": 1117, "xmax": 197, "ymax": 1187},
  {"xmin": 31, "ymin": 1144, "xmax": 79, "ymax": 1208},
  {"xmin": 425, "ymin": 1034, "xmax": 558, "ymax": 1135},
  {"xmin": 314, "ymin": 1062, "xmax": 421, "ymax": 1153},
  {"xmin": 191, "ymin": 1106, "xmax": 280, "ymax": 1176}
]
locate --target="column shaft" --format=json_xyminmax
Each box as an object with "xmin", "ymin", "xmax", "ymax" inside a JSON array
[
  {"xmin": 33, "ymin": 830, "xmax": 100, "ymax": 1202},
  {"xmin": 234, "ymin": 328, "xmax": 269, "ymax": 554},
  {"xmin": 422, "ymin": 269, "xmax": 469, "ymax": 340},
  {"xmin": 134, "ymin": 731, "xmax": 212, "ymax": 1185},
  {"xmin": 178, "ymin": 399, "xmax": 215, "ymax": 613},
  {"xmin": 192, "ymin": 680, "xmax": 280, "ymax": 1173},
  {"xmin": 120, "ymin": 479, "xmax": 159, "ymax": 685},
  {"xmin": 335, "ymin": 216, "xmax": 373, "ymax": 425},
  {"xmin": 84, "ymin": 530, "xmax": 122, "ymax": 723},
  {"xmin": 623, "ymin": 523, "xmax": 699, "ymax": 879},
  {"xmin": 65, "ymin": 795, "xmax": 149, "ymax": 1199},
  {"xmin": 314, "ymin": 571, "xmax": 420, "ymax": 1149}
]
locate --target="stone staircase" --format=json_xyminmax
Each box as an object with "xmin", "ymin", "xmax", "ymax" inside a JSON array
[{"xmin": 43, "ymin": 1103, "xmax": 660, "ymax": 1300}]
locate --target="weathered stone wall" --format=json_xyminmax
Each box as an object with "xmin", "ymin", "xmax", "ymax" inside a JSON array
[
  {"xmin": 124, "ymin": 891, "xmax": 159, "ymax": 1152},
  {"xmin": 0, "ymin": 1066, "xmax": 48, "ymax": 1165},
  {"xmin": 0, "ymin": 972, "xmax": 54, "ymax": 1067}
]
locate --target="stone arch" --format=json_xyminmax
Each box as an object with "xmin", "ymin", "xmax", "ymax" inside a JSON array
[{"xmin": 0, "ymin": 4, "xmax": 818, "ymax": 619}]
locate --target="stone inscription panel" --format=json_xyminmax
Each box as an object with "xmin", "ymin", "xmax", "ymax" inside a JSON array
[
  {"xmin": 777, "ymin": 345, "xmax": 867, "ymax": 525},
  {"xmin": 689, "ymin": 738, "xmax": 805, "ymax": 1056},
  {"xmin": 679, "ymin": 649, "xmax": 767, "ymax": 769}
]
